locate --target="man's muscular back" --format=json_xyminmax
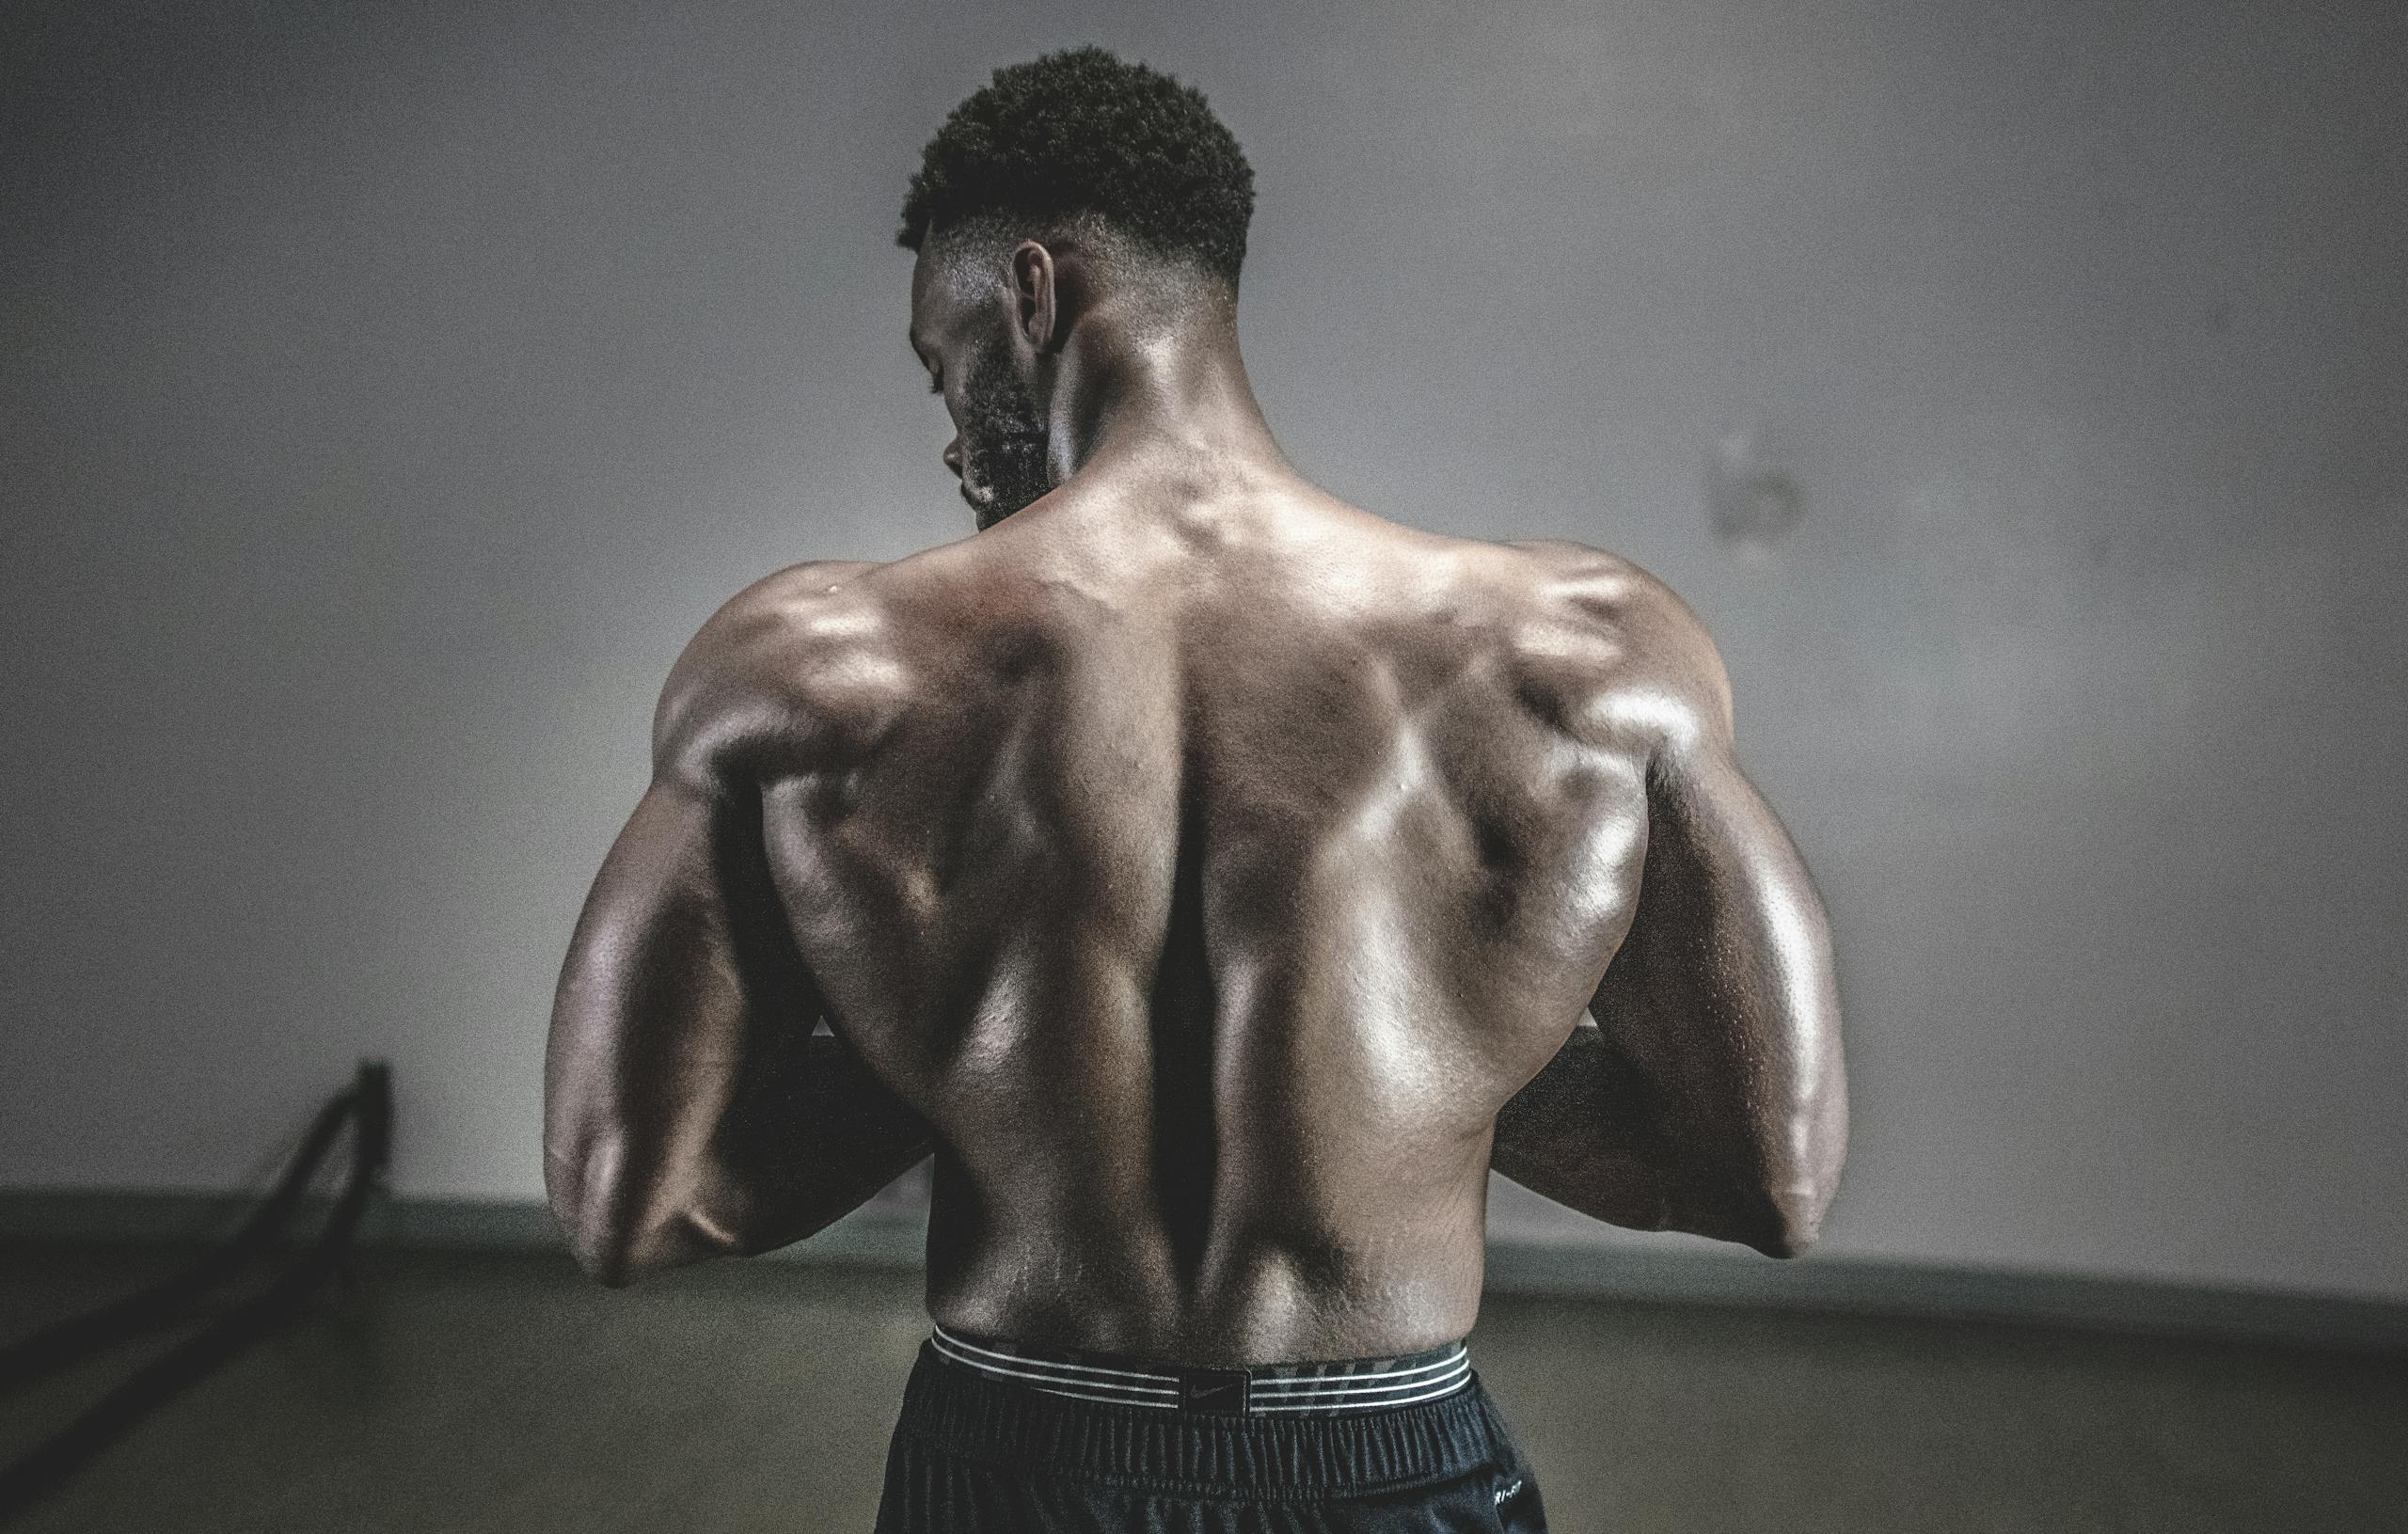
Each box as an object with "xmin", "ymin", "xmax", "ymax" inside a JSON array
[{"xmin": 633, "ymin": 489, "xmax": 1734, "ymax": 1365}]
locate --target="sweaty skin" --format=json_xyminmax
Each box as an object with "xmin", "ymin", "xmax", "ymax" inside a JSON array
[{"xmin": 545, "ymin": 232, "xmax": 1847, "ymax": 1368}]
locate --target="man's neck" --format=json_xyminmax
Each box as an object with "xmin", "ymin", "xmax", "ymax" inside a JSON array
[{"xmin": 1043, "ymin": 300, "xmax": 1297, "ymax": 502}]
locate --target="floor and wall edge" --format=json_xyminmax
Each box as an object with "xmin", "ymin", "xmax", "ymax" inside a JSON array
[{"xmin": 3, "ymin": 1190, "xmax": 2400, "ymax": 1357}]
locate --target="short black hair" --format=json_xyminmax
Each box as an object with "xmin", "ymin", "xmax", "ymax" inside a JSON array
[{"xmin": 897, "ymin": 46, "xmax": 1255, "ymax": 288}]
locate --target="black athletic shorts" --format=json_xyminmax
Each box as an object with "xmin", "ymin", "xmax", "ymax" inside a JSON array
[{"xmin": 872, "ymin": 1324, "xmax": 1548, "ymax": 1531}]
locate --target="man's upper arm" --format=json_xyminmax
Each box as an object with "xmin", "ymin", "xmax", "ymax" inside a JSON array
[
  {"xmin": 541, "ymin": 565, "xmax": 852, "ymax": 1284},
  {"xmin": 1580, "ymin": 577, "xmax": 1848, "ymax": 1251},
  {"xmin": 542, "ymin": 745, "xmax": 822, "ymax": 1284}
]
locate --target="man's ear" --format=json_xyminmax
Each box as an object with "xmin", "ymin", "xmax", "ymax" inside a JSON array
[{"xmin": 1010, "ymin": 241, "xmax": 1057, "ymax": 353}]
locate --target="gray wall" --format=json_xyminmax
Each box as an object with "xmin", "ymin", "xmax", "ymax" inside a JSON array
[{"xmin": 4, "ymin": 1, "xmax": 2401, "ymax": 1302}]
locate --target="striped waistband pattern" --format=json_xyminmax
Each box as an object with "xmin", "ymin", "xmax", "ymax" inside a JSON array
[{"xmin": 927, "ymin": 1322, "xmax": 1472, "ymax": 1416}]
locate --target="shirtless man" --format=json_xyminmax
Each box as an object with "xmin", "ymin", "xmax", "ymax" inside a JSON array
[{"xmin": 544, "ymin": 46, "xmax": 1846, "ymax": 1533}]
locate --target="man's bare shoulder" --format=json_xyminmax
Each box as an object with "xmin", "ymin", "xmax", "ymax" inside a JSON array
[
  {"xmin": 1494, "ymin": 538, "xmax": 1734, "ymax": 752},
  {"xmin": 649, "ymin": 559, "xmax": 901, "ymax": 786}
]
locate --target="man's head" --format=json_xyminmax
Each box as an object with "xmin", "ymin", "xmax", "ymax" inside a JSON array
[{"xmin": 900, "ymin": 47, "xmax": 1256, "ymax": 529}]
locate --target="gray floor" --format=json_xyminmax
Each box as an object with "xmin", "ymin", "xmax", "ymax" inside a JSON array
[{"xmin": 2, "ymin": 1242, "xmax": 2402, "ymax": 1533}]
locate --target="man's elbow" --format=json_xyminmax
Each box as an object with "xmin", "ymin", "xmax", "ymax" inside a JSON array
[
  {"xmin": 553, "ymin": 1188, "xmax": 657, "ymax": 1289},
  {"xmin": 1743, "ymin": 1139, "xmax": 1846, "ymax": 1257},
  {"xmin": 554, "ymin": 1194, "xmax": 732, "ymax": 1289},
  {"xmin": 1752, "ymin": 1071, "xmax": 1848, "ymax": 1257},
  {"xmin": 547, "ymin": 1144, "xmax": 634, "ymax": 1286},
  {"xmin": 1682, "ymin": 1166, "xmax": 1836, "ymax": 1257},
  {"xmin": 1744, "ymin": 1185, "xmax": 1830, "ymax": 1259},
  {"xmin": 562, "ymin": 1225, "xmax": 642, "ymax": 1288},
  {"xmin": 545, "ymin": 1136, "xmax": 722, "ymax": 1288}
]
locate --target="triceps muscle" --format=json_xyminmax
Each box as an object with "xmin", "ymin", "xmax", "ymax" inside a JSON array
[
  {"xmin": 1586, "ymin": 733, "xmax": 1847, "ymax": 1249},
  {"xmin": 545, "ymin": 765, "xmax": 942, "ymax": 1281},
  {"xmin": 545, "ymin": 778, "xmax": 778, "ymax": 1278},
  {"xmin": 545, "ymin": 772, "xmax": 890, "ymax": 1279}
]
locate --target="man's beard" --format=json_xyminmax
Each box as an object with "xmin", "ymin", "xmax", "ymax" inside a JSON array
[{"xmin": 958, "ymin": 345, "xmax": 1053, "ymax": 530}]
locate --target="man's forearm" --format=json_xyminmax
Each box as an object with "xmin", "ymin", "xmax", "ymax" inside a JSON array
[
  {"xmin": 703, "ymin": 1032, "xmax": 938, "ymax": 1257},
  {"xmin": 1491, "ymin": 1026, "xmax": 1803, "ymax": 1257}
]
